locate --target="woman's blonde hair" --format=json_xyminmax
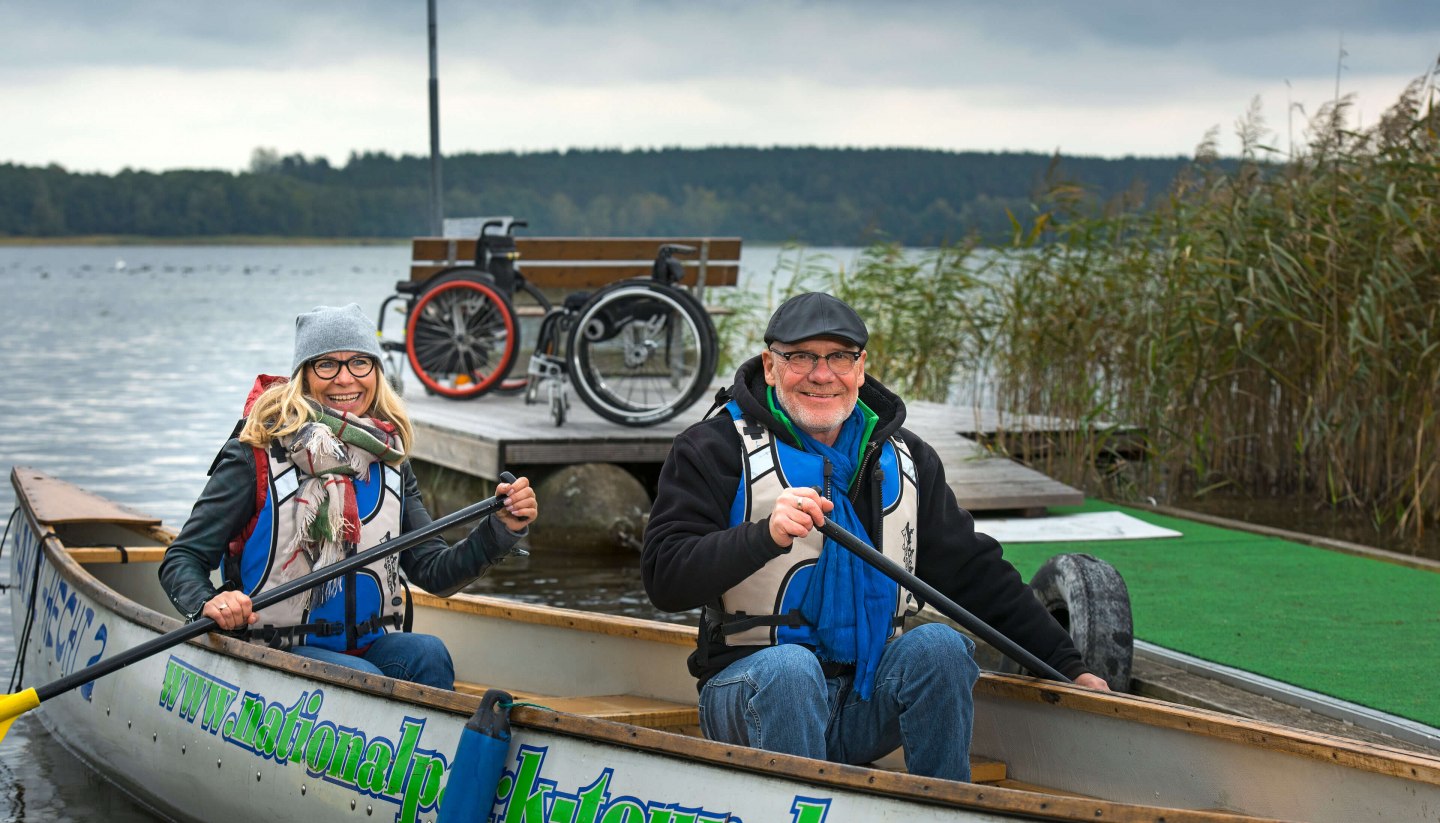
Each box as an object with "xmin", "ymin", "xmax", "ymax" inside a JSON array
[{"xmin": 238, "ymin": 365, "xmax": 414, "ymax": 453}]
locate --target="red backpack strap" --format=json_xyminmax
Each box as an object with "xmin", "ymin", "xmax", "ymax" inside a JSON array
[
  {"xmin": 225, "ymin": 374, "xmax": 288, "ymax": 558},
  {"xmin": 243, "ymin": 374, "xmax": 289, "ymax": 415},
  {"xmin": 227, "ymin": 446, "xmax": 269, "ymax": 558}
]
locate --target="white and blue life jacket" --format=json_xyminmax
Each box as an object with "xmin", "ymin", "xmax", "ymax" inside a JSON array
[
  {"xmin": 711, "ymin": 400, "xmax": 921, "ymax": 647},
  {"xmin": 231, "ymin": 444, "xmax": 407, "ymax": 651}
]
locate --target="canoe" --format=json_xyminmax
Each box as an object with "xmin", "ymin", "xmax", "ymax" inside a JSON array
[{"xmin": 7, "ymin": 466, "xmax": 1440, "ymax": 823}]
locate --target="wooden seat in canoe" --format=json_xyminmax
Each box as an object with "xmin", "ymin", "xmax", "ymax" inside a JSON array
[
  {"xmin": 868, "ymin": 747, "xmax": 1008, "ymax": 784},
  {"xmin": 453, "ymin": 680, "xmax": 700, "ymax": 729}
]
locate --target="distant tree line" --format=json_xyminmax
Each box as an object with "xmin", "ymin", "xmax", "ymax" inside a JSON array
[{"xmin": 0, "ymin": 146, "xmax": 1209, "ymax": 245}]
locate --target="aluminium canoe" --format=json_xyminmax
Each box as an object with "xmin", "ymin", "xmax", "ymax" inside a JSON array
[{"xmin": 7, "ymin": 467, "xmax": 1440, "ymax": 823}]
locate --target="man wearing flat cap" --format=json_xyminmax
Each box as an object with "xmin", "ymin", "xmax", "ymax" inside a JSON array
[{"xmin": 643, "ymin": 292, "xmax": 1107, "ymax": 782}]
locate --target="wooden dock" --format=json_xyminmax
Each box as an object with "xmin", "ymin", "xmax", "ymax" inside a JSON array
[
  {"xmin": 902, "ymin": 401, "xmax": 1084, "ymax": 512},
  {"xmin": 403, "ymin": 380, "xmax": 1082, "ymax": 513}
]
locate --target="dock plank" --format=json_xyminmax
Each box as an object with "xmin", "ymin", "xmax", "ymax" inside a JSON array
[
  {"xmin": 900, "ymin": 400, "xmax": 1084, "ymax": 510},
  {"xmin": 404, "ymin": 377, "xmax": 1082, "ymax": 512}
]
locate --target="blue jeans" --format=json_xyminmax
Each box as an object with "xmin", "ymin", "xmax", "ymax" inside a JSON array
[
  {"xmin": 698, "ymin": 623, "xmax": 980, "ymax": 781},
  {"xmin": 288, "ymin": 632, "xmax": 456, "ymax": 690}
]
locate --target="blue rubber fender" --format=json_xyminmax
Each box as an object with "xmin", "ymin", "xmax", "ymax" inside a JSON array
[{"xmin": 438, "ymin": 688, "xmax": 513, "ymax": 822}]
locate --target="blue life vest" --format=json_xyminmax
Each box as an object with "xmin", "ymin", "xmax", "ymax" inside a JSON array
[
  {"xmin": 234, "ymin": 448, "xmax": 407, "ymax": 651},
  {"xmin": 712, "ymin": 400, "xmax": 920, "ymax": 647}
]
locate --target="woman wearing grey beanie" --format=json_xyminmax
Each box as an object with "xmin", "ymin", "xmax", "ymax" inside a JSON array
[{"xmin": 158, "ymin": 303, "xmax": 536, "ymax": 689}]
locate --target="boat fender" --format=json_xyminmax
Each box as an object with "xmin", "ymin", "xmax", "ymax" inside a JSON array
[
  {"xmin": 437, "ymin": 688, "xmax": 513, "ymax": 822},
  {"xmin": 1001, "ymin": 553, "xmax": 1134, "ymax": 692}
]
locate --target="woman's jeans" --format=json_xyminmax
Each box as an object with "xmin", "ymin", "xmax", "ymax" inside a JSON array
[
  {"xmin": 288, "ymin": 632, "xmax": 456, "ymax": 690},
  {"xmin": 698, "ymin": 623, "xmax": 980, "ymax": 781}
]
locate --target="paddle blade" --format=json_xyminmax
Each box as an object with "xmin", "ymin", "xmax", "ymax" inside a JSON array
[{"xmin": 0, "ymin": 688, "xmax": 41, "ymax": 744}]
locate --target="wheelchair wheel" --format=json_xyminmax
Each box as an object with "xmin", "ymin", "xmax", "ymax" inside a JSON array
[
  {"xmin": 405, "ymin": 270, "xmax": 519, "ymax": 399},
  {"xmin": 494, "ymin": 278, "xmax": 553, "ymax": 396},
  {"xmin": 567, "ymin": 281, "xmax": 717, "ymax": 426}
]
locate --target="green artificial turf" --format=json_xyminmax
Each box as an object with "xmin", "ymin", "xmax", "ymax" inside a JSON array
[{"xmin": 995, "ymin": 500, "xmax": 1440, "ymax": 728}]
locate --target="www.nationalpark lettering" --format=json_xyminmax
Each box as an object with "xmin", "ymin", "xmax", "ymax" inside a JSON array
[
  {"xmin": 158, "ymin": 656, "xmax": 448, "ymax": 823},
  {"xmin": 491, "ymin": 746, "xmax": 831, "ymax": 823},
  {"xmin": 159, "ymin": 657, "xmax": 834, "ymax": 823}
]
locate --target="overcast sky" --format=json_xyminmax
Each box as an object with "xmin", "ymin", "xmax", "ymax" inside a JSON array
[{"xmin": 4, "ymin": 1, "xmax": 1437, "ymax": 174}]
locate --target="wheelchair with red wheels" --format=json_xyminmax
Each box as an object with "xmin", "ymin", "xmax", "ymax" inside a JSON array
[{"xmin": 377, "ymin": 219, "xmax": 537, "ymax": 399}]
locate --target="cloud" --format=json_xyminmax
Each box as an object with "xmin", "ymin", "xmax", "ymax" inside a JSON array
[{"xmin": 2, "ymin": 0, "xmax": 1436, "ymax": 172}]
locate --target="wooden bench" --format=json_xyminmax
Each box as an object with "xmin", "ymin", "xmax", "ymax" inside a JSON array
[
  {"xmin": 409, "ymin": 235, "xmax": 743, "ymax": 312},
  {"xmin": 453, "ymin": 680, "xmax": 699, "ymax": 730},
  {"xmin": 868, "ymin": 747, "xmax": 1008, "ymax": 784}
]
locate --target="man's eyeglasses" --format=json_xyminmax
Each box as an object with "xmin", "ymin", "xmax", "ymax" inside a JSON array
[
  {"xmin": 310, "ymin": 355, "xmax": 376, "ymax": 379},
  {"xmin": 767, "ymin": 348, "xmax": 863, "ymax": 375}
]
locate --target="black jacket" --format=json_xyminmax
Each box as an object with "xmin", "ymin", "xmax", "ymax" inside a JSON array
[
  {"xmin": 159, "ymin": 438, "xmax": 521, "ymax": 621},
  {"xmin": 642, "ymin": 356, "xmax": 1090, "ymax": 689}
]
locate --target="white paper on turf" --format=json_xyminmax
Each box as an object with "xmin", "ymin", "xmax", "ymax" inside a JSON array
[{"xmin": 973, "ymin": 511, "xmax": 1181, "ymax": 543}]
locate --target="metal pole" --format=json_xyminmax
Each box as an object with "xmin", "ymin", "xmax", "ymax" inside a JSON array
[{"xmin": 427, "ymin": 0, "xmax": 444, "ymax": 237}]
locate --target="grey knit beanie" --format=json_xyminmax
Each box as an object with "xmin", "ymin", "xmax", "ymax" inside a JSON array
[{"xmin": 291, "ymin": 303, "xmax": 385, "ymax": 374}]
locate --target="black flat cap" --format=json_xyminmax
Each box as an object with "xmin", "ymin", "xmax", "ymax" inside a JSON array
[{"xmin": 764, "ymin": 292, "xmax": 868, "ymax": 349}]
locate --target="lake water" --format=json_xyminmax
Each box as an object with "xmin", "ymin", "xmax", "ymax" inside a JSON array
[{"xmin": 0, "ymin": 242, "xmax": 870, "ymax": 820}]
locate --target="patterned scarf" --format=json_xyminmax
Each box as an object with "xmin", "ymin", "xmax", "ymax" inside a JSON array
[{"xmin": 274, "ymin": 402, "xmax": 407, "ymax": 608}]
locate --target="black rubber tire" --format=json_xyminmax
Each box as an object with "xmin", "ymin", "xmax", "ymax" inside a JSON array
[
  {"xmin": 551, "ymin": 389, "xmax": 567, "ymax": 427},
  {"xmin": 999, "ymin": 552, "xmax": 1134, "ymax": 692},
  {"xmin": 673, "ymin": 284, "xmax": 721, "ymax": 373},
  {"xmin": 404, "ymin": 269, "xmax": 519, "ymax": 399},
  {"xmin": 566, "ymin": 281, "xmax": 718, "ymax": 426}
]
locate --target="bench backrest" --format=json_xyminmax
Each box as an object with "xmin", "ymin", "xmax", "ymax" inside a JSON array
[{"xmin": 410, "ymin": 236, "xmax": 743, "ymax": 290}]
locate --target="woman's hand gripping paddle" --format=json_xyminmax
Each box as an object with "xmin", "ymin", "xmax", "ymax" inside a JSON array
[{"xmin": 0, "ymin": 472, "xmax": 527, "ymax": 743}]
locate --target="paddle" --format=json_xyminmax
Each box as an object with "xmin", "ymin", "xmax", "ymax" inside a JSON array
[
  {"xmin": 814, "ymin": 517, "xmax": 1072, "ymax": 684},
  {"xmin": 0, "ymin": 472, "xmax": 525, "ymax": 743}
]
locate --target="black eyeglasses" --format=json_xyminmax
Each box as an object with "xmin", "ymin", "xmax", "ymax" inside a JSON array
[
  {"xmin": 767, "ymin": 348, "xmax": 863, "ymax": 375},
  {"xmin": 310, "ymin": 355, "xmax": 376, "ymax": 379}
]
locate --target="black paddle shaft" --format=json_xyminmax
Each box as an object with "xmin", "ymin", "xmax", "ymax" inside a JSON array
[
  {"xmin": 35, "ymin": 473, "xmax": 520, "ymax": 703},
  {"xmin": 814, "ymin": 518, "xmax": 1072, "ymax": 684}
]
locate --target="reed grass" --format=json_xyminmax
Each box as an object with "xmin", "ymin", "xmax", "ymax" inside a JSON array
[
  {"xmin": 771, "ymin": 60, "xmax": 1440, "ymax": 544},
  {"xmin": 779, "ymin": 241, "xmax": 997, "ymax": 403}
]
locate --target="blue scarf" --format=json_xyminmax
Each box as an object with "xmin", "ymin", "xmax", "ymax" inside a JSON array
[{"xmin": 791, "ymin": 405, "xmax": 897, "ymax": 700}]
